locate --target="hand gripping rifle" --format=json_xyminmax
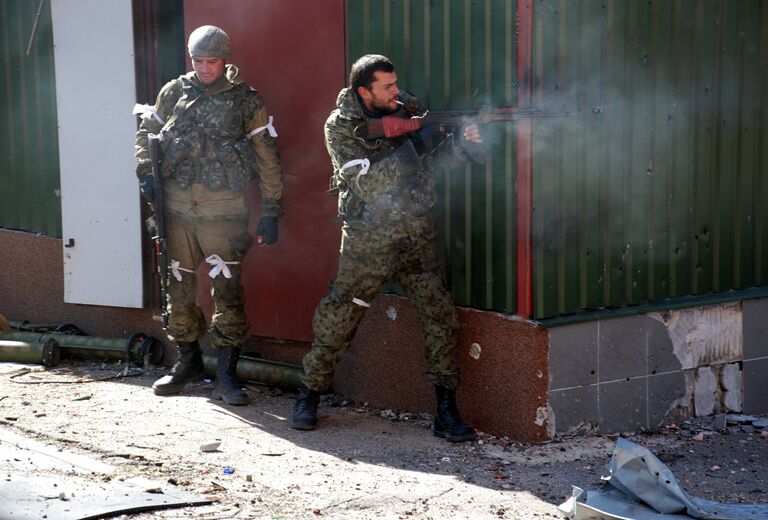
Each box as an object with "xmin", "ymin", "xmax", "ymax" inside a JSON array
[
  {"xmin": 147, "ymin": 134, "xmax": 169, "ymax": 328},
  {"xmin": 354, "ymin": 107, "xmax": 568, "ymax": 141}
]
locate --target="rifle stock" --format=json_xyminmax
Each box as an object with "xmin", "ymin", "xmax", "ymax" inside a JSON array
[{"xmin": 147, "ymin": 134, "xmax": 169, "ymax": 328}]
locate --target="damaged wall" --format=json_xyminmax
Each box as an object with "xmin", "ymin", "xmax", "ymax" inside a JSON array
[
  {"xmin": 548, "ymin": 298, "xmax": 768, "ymax": 436},
  {"xmin": 654, "ymin": 304, "xmax": 742, "ymax": 417}
]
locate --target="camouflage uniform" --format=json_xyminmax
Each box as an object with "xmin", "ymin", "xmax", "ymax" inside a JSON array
[
  {"xmin": 135, "ymin": 64, "xmax": 282, "ymax": 348},
  {"xmin": 301, "ymin": 88, "xmax": 474, "ymax": 392}
]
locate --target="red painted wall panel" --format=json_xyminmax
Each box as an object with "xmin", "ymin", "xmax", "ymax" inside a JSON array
[{"xmin": 183, "ymin": 0, "xmax": 346, "ymax": 341}]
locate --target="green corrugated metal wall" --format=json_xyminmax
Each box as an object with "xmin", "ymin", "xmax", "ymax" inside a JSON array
[
  {"xmin": 0, "ymin": 0, "xmax": 61, "ymax": 237},
  {"xmin": 348, "ymin": 0, "xmax": 767, "ymax": 319},
  {"xmin": 347, "ymin": 0, "xmax": 520, "ymax": 314},
  {"xmin": 0, "ymin": 0, "xmax": 186, "ymax": 240},
  {"xmin": 133, "ymin": 0, "xmax": 187, "ymax": 105},
  {"xmin": 532, "ymin": 0, "xmax": 768, "ymax": 318}
]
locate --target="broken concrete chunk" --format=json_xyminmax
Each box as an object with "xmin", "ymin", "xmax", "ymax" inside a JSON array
[
  {"xmin": 200, "ymin": 441, "xmax": 221, "ymax": 452},
  {"xmin": 694, "ymin": 367, "xmax": 717, "ymax": 416}
]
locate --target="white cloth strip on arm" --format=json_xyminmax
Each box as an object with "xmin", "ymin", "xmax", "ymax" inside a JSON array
[
  {"xmin": 170, "ymin": 260, "xmax": 196, "ymax": 281},
  {"xmin": 205, "ymin": 254, "xmax": 240, "ymax": 279},
  {"xmin": 246, "ymin": 115, "xmax": 278, "ymax": 138},
  {"xmin": 340, "ymin": 158, "xmax": 371, "ymax": 192},
  {"xmin": 132, "ymin": 103, "xmax": 165, "ymax": 125}
]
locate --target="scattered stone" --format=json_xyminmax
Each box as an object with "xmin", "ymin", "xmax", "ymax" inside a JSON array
[
  {"xmin": 200, "ymin": 441, "xmax": 221, "ymax": 452},
  {"xmin": 726, "ymin": 414, "xmax": 758, "ymax": 425},
  {"xmin": 702, "ymin": 414, "xmax": 727, "ymax": 430}
]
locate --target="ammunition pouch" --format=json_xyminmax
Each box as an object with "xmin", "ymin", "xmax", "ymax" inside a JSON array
[
  {"xmin": 233, "ymin": 138, "xmax": 260, "ymax": 181},
  {"xmin": 159, "ymin": 135, "xmax": 191, "ymax": 178},
  {"xmin": 212, "ymin": 139, "xmax": 250, "ymax": 193},
  {"xmin": 333, "ymin": 174, "xmax": 365, "ymax": 220}
]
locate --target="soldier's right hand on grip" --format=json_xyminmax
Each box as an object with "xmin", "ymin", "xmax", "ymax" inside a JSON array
[
  {"xmin": 410, "ymin": 123, "xmax": 446, "ymax": 155},
  {"xmin": 458, "ymin": 123, "xmax": 488, "ymax": 165}
]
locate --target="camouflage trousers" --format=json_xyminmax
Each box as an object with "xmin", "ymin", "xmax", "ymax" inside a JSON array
[
  {"xmin": 301, "ymin": 215, "xmax": 460, "ymax": 392},
  {"xmin": 164, "ymin": 213, "xmax": 253, "ymax": 348}
]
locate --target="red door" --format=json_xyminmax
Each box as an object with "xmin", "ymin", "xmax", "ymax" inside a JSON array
[{"xmin": 184, "ymin": 0, "xmax": 347, "ymax": 341}]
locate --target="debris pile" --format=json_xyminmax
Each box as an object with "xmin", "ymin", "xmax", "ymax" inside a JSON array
[
  {"xmin": 558, "ymin": 437, "xmax": 768, "ymax": 520},
  {"xmin": 657, "ymin": 414, "xmax": 768, "ymax": 442}
]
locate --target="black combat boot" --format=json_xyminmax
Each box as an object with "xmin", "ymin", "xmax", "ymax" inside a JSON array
[
  {"xmin": 211, "ymin": 347, "xmax": 250, "ymax": 405},
  {"xmin": 152, "ymin": 340, "xmax": 205, "ymax": 396},
  {"xmin": 433, "ymin": 385, "xmax": 476, "ymax": 442},
  {"xmin": 290, "ymin": 387, "xmax": 320, "ymax": 430}
]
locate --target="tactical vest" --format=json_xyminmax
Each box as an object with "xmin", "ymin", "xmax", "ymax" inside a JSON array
[{"xmin": 159, "ymin": 77, "xmax": 259, "ymax": 193}]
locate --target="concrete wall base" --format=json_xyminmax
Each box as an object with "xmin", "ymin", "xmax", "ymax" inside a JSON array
[
  {"xmin": 547, "ymin": 299, "xmax": 768, "ymax": 436},
  {"xmin": 9, "ymin": 229, "xmax": 763, "ymax": 441}
]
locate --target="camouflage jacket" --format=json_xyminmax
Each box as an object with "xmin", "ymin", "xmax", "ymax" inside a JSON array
[
  {"xmin": 135, "ymin": 65, "xmax": 283, "ymax": 218},
  {"xmin": 324, "ymin": 88, "xmax": 469, "ymax": 228}
]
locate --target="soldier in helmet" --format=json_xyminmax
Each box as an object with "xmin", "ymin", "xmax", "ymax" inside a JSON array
[
  {"xmin": 290, "ymin": 54, "xmax": 485, "ymax": 442},
  {"xmin": 134, "ymin": 25, "xmax": 283, "ymax": 405}
]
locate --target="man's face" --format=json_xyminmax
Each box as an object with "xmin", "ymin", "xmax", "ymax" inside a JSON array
[
  {"xmin": 192, "ymin": 56, "xmax": 225, "ymax": 86},
  {"xmin": 357, "ymin": 71, "xmax": 400, "ymax": 114}
]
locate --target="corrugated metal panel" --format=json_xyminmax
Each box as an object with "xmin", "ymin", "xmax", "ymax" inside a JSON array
[
  {"xmin": 133, "ymin": 0, "xmax": 186, "ymax": 104},
  {"xmin": 531, "ymin": 0, "xmax": 768, "ymax": 319},
  {"xmin": 132, "ymin": 1, "xmax": 186, "ymax": 311},
  {"xmin": 0, "ymin": 0, "xmax": 61, "ymax": 237},
  {"xmin": 347, "ymin": 0, "xmax": 519, "ymax": 314}
]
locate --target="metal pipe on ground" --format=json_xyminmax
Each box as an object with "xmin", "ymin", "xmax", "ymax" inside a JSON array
[
  {"xmin": 0, "ymin": 331, "xmax": 163, "ymax": 365},
  {"xmin": 0, "ymin": 338, "xmax": 60, "ymax": 367},
  {"xmin": 202, "ymin": 354, "xmax": 302, "ymax": 391},
  {"xmin": 0, "ymin": 327, "xmax": 299, "ymax": 391}
]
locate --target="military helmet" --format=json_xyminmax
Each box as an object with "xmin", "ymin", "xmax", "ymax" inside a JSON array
[{"xmin": 188, "ymin": 25, "xmax": 231, "ymax": 59}]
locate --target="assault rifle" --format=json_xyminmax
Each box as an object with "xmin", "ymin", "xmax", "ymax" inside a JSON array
[
  {"xmin": 354, "ymin": 107, "xmax": 568, "ymax": 141},
  {"xmin": 147, "ymin": 134, "xmax": 169, "ymax": 328}
]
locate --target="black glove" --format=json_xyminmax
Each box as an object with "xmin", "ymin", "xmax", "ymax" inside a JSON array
[
  {"xmin": 255, "ymin": 216, "xmax": 279, "ymax": 245},
  {"xmin": 410, "ymin": 123, "xmax": 446, "ymax": 155},
  {"xmin": 139, "ymin": 174, "xmax": 155, "ymax": 202}
]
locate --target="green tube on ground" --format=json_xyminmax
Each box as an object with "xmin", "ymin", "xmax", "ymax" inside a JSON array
[
  {"xmin": 202, "ymin": 354, "xmax": 302, "ymax": 391},
  {"xmin": 0, "ymin": 338, "xmax": 60, "ymax": 367},
  {"xmin": 0, "ymin": 331, "xmax": 163, "ymax": 365}
]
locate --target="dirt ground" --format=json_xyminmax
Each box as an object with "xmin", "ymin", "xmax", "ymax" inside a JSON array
[{"xmin": 1, "ymin": 360, "xmax": 766, "ymax": 520}]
